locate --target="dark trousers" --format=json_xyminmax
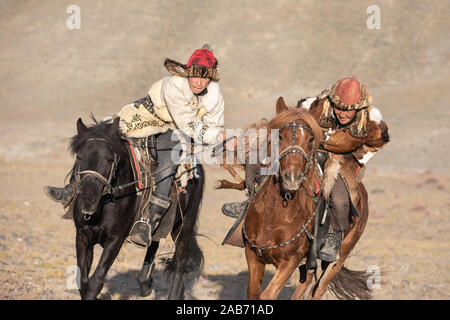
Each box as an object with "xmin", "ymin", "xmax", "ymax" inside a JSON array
[
  {"xmin": 148, "ymin": 130, "xmax": 183, "ymax": 239},
  {"xmin": 328, "ymin": 174, "xmax": 351, "ymax": 232},
  {"xmin": 152, "ymin": 130, "xmax": 181, "ymax": 198}
]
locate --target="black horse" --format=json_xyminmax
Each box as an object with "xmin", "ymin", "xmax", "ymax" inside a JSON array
[{"xmin": 69, "ymin": 116, "xmax": 204, "ymax": 300}]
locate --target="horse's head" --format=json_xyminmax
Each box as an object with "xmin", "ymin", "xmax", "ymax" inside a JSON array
[
  {"xmin": 70, "ymin": 117, "xmax": 122, "ymax": 220},
  {"xmin": 270, "ymin": 97, "xmax": 322, "ymax": 192}
]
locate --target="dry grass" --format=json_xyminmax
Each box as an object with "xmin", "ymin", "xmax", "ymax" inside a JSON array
[{"xmin": 0, "ymin": 161, "xmax": 448, "ymax": 299}]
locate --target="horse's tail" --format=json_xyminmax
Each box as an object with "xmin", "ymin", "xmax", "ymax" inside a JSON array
[
  {"xmin": 328, "ymin": 265, "xmax": 376, "ymax": 300},
  {"xmin": 165, "ymin": 164, "xmax": 205, "ymax": 281}
]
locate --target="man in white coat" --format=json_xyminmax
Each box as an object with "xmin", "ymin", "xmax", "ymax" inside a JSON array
[{"xmin": 45, "ymin": 45, "xmax": 230, "ymax": 246}]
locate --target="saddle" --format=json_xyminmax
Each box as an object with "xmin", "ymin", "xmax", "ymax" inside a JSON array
[{"xmin": 125, "ymin": 136, "xmax": 155, "ymax": 218}]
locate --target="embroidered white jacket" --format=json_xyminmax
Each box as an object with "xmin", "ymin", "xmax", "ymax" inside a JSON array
[{"xmin": 155, "ymin": 76, "xmax": 224, "ymax": 145}]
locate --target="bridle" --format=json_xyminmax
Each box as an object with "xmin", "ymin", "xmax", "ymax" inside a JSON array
[
  {"xmin": 74, "ymin": 138, "xmax": 120, "ymax": 220},
  {"xmin": 242, "ymin": 120, "xmax": 319, "ymax": 256},
  {"xmin": 277, "ymin": 121, "xmax": 316, "ymax": 188}
]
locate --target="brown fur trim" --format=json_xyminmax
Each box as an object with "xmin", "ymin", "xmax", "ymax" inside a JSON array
[
  {"xmin": 349, "ymin": 108, "xmax": 369, "ymax": 138},
  {"xmin": 164, "ymin": 58, "xmax": 220, "ymax": 81},
  {"xmin": 379, "ymin": 121, "xmax": 390, "ymax": 143},
  {"xmin": 164, "ymin": 58, "xmax": 189, "ymax": 78},
  {"xmin": 187, "ymin": 64, "xmax": 220, "ymax": 81},
  {"xmin": 318, "ymin": 98, "xmax": 334, "ymax": 128},
  {"xmin": 322, "ymin": 157, "xmax": 341, "ymax": 200},
  {"xmin": 365, "ymin": 120, "xmax": 390, "ymax": 148},
  {"xmin": 329, "ymin": 80, "xmax": 368, "ymax": 111}
]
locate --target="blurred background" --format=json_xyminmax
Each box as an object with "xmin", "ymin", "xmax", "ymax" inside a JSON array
[{"xmin": 0, "ymin": 0, "xmax": 448, "ymax": 299}]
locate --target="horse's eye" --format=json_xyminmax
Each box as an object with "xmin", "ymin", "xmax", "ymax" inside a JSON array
[
  {"xmin": 76, "ymin": 155, "xmax": 82, "ymax": 160},
  {"xmin": 279, "ymin": 134, "xmax": 283, "ymax": 141},
  {"xmin": 309, "ymin": 137, "xmax": 314, "ymax": 144}
]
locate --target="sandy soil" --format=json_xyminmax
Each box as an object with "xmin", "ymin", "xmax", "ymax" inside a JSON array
[{"xmin": 0, "ymin": 0, "xmax": 449, "ymax": 300}]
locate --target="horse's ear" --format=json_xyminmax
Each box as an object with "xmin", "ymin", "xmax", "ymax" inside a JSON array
[
  {"xmin": 77, "ymin": 118, "xmax": 87, "ymax": 134},
  {"xmin": 276, "ymin": 97, "xmax": 288, "ymax": 114},
  {"xmin": 108, "ymin": 117, "xmax": 120, "ymax": 135}
]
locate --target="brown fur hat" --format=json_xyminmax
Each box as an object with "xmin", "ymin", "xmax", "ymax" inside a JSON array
[
  {"xmin": 164, "ymin": 44, "xmax": 220, "ymax": 82},
  {"xmin": 328, "ymin": 77, "xmax": 369, "ymax": 110}
]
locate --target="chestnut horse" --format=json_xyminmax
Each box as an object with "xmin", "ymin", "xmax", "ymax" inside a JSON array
[{"xmin": 228, "ymin": 97, "xmax": 372, "ymax": 300}]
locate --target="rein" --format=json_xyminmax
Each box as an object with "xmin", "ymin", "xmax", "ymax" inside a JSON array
[
  {"xmin": 112, "ymin": 135, "xmax": 236, "ymax": 193},
  {"xmin": 74, "ymin": 136, "xmax": 234, "ymax": 220}
]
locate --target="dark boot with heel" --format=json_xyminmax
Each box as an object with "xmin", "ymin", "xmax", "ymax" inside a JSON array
[
  {"xmin": 128, "ymin": 193, "xmax": 172, "ymax": 248},
  {"xmin": 43, "ymin": 184, "xmax": 75, "ymax": 207},
  {"xmin": 221, "ymin": 200, "xmax": 249, "ymax": 218},
  {"xmin": 317, "ymin": 228, "xmax": 343, "ymax": 262}
]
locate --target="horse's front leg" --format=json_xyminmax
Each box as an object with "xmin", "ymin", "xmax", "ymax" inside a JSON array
[
  {"xmin": 138, "ymin": 241, "xmax": 159, "ymax": 297},
  {"xmin": 259, "ymin": 258, "xmax": 299, "ymax": 300},
  {"xmin": 76, "ymin": 230, "xmax": 94, "ymax": 300},
  {"xmin": 291, "ymin": 264, "xmax": 315, "ymax": 300},
  {"xmin": 245, "ymin": 245, "xmax": 265, "ymax": 299},
  {"xmin": 84, "ymin": 235, "xmax": 124, "ymax": 300}
]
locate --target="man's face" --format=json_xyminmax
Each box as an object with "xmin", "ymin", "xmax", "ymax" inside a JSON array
[
  {"xmin": 188, "ymin": 77, "xmax": 210, "ymax": 94},
  {"xmin": 333, "ymin": 107, "xmax": 357, "ymax": 125}
]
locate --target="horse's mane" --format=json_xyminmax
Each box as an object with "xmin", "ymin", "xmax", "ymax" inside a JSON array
[
  {"xmin": 267, "ymin": 107, "xmax": 323, "ymax": 152},
  {"xmin": 69, "ymin": 114, "xmax": 123, "ymax": 156}
]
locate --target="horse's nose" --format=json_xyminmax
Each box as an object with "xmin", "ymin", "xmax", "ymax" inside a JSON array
[
  {"xmin": 79, "ymin": 178, "xmax": 102, "ymax": 212},
  {"xmin": 283, "ymin": 171, "xmax": 301, "ymax": 183},
  {"xmin": 281, "ymin": 170, "xmax": 302, "ymax": 192}
]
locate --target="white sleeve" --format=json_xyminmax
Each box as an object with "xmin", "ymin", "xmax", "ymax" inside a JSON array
[
  {"xmin": 199, "ymin": 81, "xmax": 225, "ymax": 143},
  {"xmin": 163, "ymin": 78, "xmax": 222, "ymax": 145},
  {"xmin": 202, "ymin": 92, "xmax": 224, "ymax": 129},
  {"xmin": 298, "ymin": 97, "xmax": 317, "ymax": 110}
]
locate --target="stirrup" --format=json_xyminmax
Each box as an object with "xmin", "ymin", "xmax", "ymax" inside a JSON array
[{"xmin": 127, "ymin": 219, "xmax": 152, "ymax": 248}]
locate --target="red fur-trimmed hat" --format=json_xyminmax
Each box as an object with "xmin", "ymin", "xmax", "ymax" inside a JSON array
[
  {"xmin": 164, "ymin": 44, "xmax": 220, "ymax": 82},
  {"xmin": 329, "ymin": 77, "xmax": 368, "ymax": 110}
]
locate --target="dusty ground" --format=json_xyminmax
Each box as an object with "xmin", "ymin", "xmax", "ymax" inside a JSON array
[{"xmin": 0, "ymin": 0, "xmax": 449, "ymax": 300}]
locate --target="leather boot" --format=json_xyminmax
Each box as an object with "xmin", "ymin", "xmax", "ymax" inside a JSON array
[
  {"xmin": 43, "ymin": 184, "xmax": 75, "ymax": 207},
  {"xmin": 148, "ymin": 193, "xmax": 172, "ymax": 232},
  {"xmin": 221, "ymin": 200, "xmax": 249, "ymax": 218},
  {"xmin": 128, "ymin": 193, "xmax": 172, "ymax": 248},
  {"xmin": 317, "ymin": 228, "xmax": 343, "ymax": 262}
]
